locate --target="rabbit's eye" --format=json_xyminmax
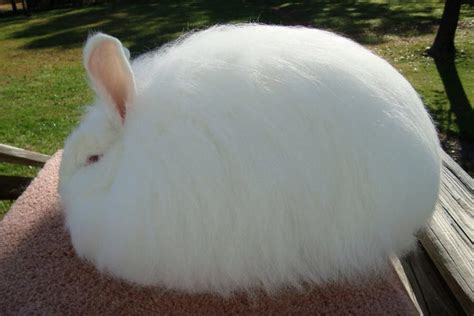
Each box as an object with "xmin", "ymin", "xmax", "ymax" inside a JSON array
[{"xmin": 87, "ymin": 154, "xmax": 102, "ymax": 165}]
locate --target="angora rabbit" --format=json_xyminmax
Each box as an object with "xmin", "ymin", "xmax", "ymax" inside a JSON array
[{"xmin": 59, "ymin": 24, "xmax": 441, "ymax": 295}]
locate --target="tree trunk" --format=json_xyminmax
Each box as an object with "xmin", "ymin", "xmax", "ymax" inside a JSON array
[
  {"xmin": 21, "ymin": 0, "xmax": 31, "ymax": 16},
  {"xmin": 10, "ymin": 0, "xmax": 18, "ymax": 12},
  {"xmin": 426, "ymin": 0, "xmax": 463, "ymax": 60}
]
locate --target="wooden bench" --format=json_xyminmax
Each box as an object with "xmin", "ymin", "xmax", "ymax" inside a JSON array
[
  {"xmin": 398, "ymin": 151, "xmax": 473, "ymax": 315},
  {"xmin": 0, "ymin": 143, "xmax": 50, "ymax": 200}
]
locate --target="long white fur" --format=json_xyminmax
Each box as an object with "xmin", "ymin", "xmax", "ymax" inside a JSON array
[{"xmin": 59, "ymin": 24, "xmax": 441, "ymax": 295}]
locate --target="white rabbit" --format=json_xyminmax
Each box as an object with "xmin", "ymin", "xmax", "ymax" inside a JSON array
[{"xmin": 59, "ymin": 24, "xmax": 441, "ymax": 295}]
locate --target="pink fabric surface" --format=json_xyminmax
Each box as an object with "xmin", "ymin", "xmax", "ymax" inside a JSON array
[{"xmin": 0, "ymin": 152, "xmax": 417, "ymax": 315}]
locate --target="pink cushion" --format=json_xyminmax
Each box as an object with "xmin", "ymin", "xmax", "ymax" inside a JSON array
[{"xmin": 0, "ymin": 152, "xmax": 417, "ymax": 315}]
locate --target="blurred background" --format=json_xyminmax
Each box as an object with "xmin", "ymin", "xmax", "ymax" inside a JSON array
[{"xmin": 0, "ymin": 0, "xmax": 473, "ymax": 215}]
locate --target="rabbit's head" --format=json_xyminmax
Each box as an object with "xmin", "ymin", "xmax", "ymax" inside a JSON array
[{"xmin": 59, "ymin": 33, "xmax": 135, "ymax": 202}]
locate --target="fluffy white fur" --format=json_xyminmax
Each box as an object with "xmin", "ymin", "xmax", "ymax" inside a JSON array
[{"xmin": 59, "ymin": 24, "xmax": 441, "ymax": 295}]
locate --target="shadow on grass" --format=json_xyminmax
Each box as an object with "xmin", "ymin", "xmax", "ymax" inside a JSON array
[
  {"xmin": 0, "ymin": 0, "xmax": 441, "ymax": 52},
  {"xmin": 434, "ymin": 58, "xmax": 474, "ymax": 139},
  {"xmin": 434, "ymin": 56, "xmax": 474, "ymax": 173}
]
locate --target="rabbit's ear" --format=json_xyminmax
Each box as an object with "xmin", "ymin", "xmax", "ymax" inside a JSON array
[{"xmin": 84, "ymin": 33, "xmax": 136, "ymax": 123}]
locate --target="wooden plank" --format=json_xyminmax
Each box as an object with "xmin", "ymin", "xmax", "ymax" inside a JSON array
[
  {"xmin": 398, "ymin": 255, "xmax": 430, "ymax": 316},
  {"xmin": 401, "ymin": 245, "xmax": 464, "ymax": 316},
  {"xmin": 0, "ymin": 175, "xmax": 33, "ymax": 200},
  {"xmin": 418, "ymin": 150, "xmax": 473, "ymax": 315},
  {"xmin": 391, "ymin": 255, "xmax": 424, "ymax": 315},
  {"xmin": 0, "ymin": 144, "xmax": 50, "ymax": 167},
  {"xmin": 441, "ymin": 150, "xmax": 474, "ymax": 191}
]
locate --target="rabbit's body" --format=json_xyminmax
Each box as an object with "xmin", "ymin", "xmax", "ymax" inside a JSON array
[{"xmin": 59, "ymin": 25, "xmax": 441, "ymax": 294}]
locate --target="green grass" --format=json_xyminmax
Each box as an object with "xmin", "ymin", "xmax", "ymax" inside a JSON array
[{"xmin": 0, "ymin": 0, "xmax": 473, "ymax": 217}]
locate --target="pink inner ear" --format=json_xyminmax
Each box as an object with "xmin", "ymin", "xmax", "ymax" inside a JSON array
[{"xmin": 88, "ymin": 40, "xmax": 132, "ymax": 121}]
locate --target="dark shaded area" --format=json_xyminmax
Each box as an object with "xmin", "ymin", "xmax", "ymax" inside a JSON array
[
  {"xmin": 0, "ymin": 0, "xmax": 441, "ymax": 51},
  {"xmin": 24, "ymin": 0, "xmax": 89, "ymax": 11},
  {"xmin": 0, "ymin": 0, "xmax": 90, "ymax": 15},
  {"xmin": 435, "ymin": 59, "xmax": 474, "ymax": 140},
  {"xmin": 0, "ymin": 175, "xmax": 32, "ymax": 199},
  {"xmin": 434, "ymin": 57, "xmax": 474, "ymax": 175}
]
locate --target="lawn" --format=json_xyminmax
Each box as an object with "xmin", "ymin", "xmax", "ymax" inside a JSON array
[{"xmin": 0, "ymin": 0, "xmax": 473, "ymax": 217}]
